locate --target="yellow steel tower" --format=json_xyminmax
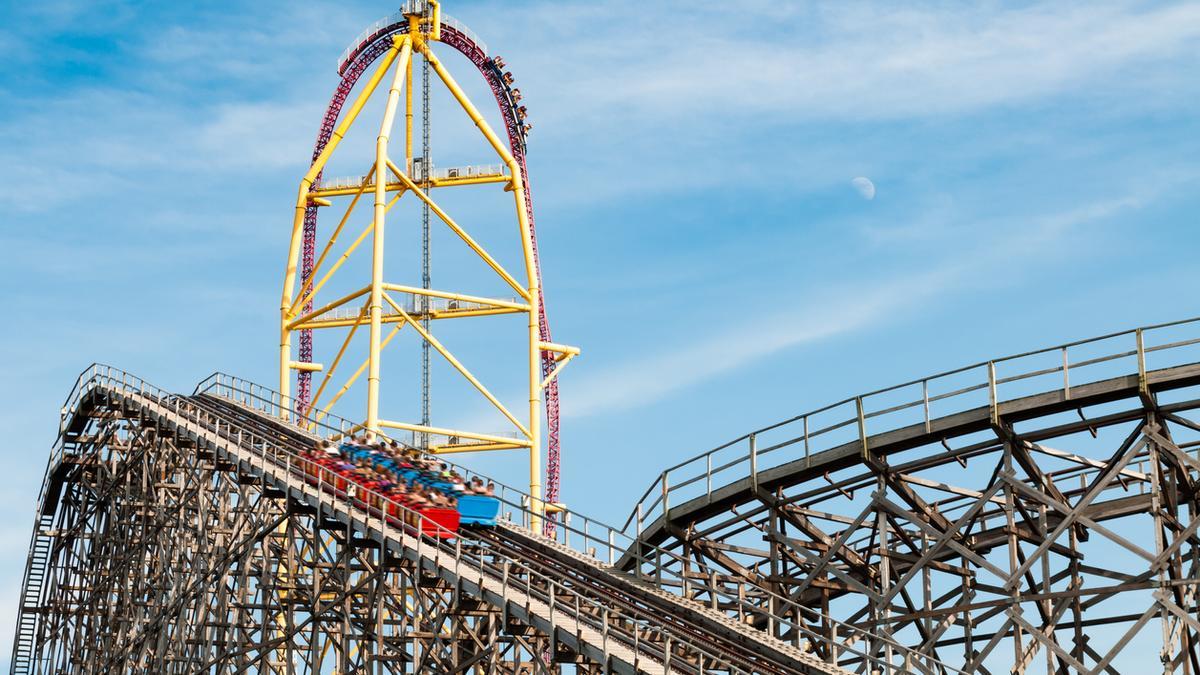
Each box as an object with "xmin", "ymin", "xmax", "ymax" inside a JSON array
[{"xmin": 277, "ymin": 2, "xmax": 577, "ymax": 523}]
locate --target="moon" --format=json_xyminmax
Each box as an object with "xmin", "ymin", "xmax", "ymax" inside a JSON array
[{"xmin": 851, "ymin": 176, "xmax": 876, "ymax": 200}]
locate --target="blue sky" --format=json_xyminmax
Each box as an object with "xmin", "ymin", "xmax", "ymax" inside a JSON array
[{"xmin": 1, "ymin": 0, "xmax": 1199, "ymax": 660}]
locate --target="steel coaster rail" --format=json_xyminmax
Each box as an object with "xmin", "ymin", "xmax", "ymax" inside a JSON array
[
  {"xmin": 60, "ymin": 367, "xmax": 755, "ymax": 674},
  {"xmin": 194, "ymin": 371, "xmax": 961, "ymax": 674},
  {"xmin": 624, "ymin": 316, "xmax": 1200, "ymax": 536}
]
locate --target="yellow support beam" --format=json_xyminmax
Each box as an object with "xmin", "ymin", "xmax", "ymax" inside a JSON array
[
  {"xmin": 289, "ymin": 162, "xmax": 377, "ymax": 315},
  {"xmin": 539, "ymin": 341, "xmax": 581, "ymax": 358},
  {"xmin": 405, "ymin": 38, "xmax": 413, "ymax": 173},
  {"xmin": 314, "ymin": 321, "xmax": 407, "ymax": 423},
  {"xmin": 280, "ymin": 42, "xmax": 404, "ymax": 406},
  {"xmin": 366, "ymin": 36, "xmax": 414, "ymax": 436},
  {"xmin": 278, "ymin": 20, "xmax": 579, "ymax": 524},
  {"xmin": 385, "ymin": 158, "xmax": 529, "ymax": 300},
  {"xmin": 430, "ymin": 441, "xmax": 527, "ymax": 454},
  {"xmin": 309, "ymin": 173, "xmax": 508, "ymax": 198},
  {"xmin": 294, "ymin": 306, "xmax": 524, "ymax": 330},
  {"xmin": 286, "ymin": 286, "xmax": 370, "ymax": 330},
  {"xmin": 291, "ymin": 190, "xmax": 406, "ymax": 318},
  {"xmin": 309, "ymin": 303, "xmax": 369, "ymax": 416},
  {"xmin": 540, "ymin": 353, "xmax": 577, "ymax": 390},
  {"xmin": 378, "ymin": 419, "xmax": 531, "ymax": 448},
  {"xmin": 425, "ymin": 307, "xmax": 524, "ymax": 320},
  {"xmin": 382, "ymin": 283, "xmax": 530, "ymax": 311},
  {"xmin": 383, "ymin": 293, "xmax": 531, "ymax": 439}
]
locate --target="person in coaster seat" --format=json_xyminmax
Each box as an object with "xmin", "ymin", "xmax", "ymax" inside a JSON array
[
  {"xmin": 408, "ymin": 487, "xmax": 429, "ymax": 510},
  {"xmin": 432, "ymin": 489, "xmax": 451, "ymax": 509}
]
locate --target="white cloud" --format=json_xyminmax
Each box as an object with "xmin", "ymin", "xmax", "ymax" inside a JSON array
[
  {"xmin": 860, "ymin": 165, "xmax": 1200, "ymax": 245},
  {"xmin": 565, "ymin": 266, "xmax": 955, "ymax": 417},
  {"xmin": 196, "ymin": 100, "xmax": 324, "ymax": 170},
  {"xmin": 4, "ymin": 1, "xmax": 1197, "ymax": 215},
  {"xmin": 505, "ymin": 1, "xmax": 1200, "ymax": 127},
  {"xmin": 561, "ymin": 183, "xmax": 1166, "ymax": 418},
  {"xmin": 439, "ymin": 0, "xmax": 1200, "ymax": 210},
  {"xmin": 0, "ymin": 3, "xmax": 365, "ymax": 213}
]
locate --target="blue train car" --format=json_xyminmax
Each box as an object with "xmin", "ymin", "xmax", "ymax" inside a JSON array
[{"xmin": 458, "ymin": 494, "xmax": 501, "ymax": 526}]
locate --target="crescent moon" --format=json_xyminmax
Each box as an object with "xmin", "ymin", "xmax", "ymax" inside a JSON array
[{"xmin": 851, "ymin": 177, "xmax": 876, "ymax": 200}]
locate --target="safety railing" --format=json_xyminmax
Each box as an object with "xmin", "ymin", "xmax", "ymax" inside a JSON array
[
  {"xmin": 45, "ymin": 363, "xmax": 112, "ymax": 500},
  {"xmin": 623, "ymin": 316, "xmax": 1200, "ymax": 540},
  {"xmin": 193, "ymin": 371, "xmax": 964, "ymax": 674},
  {"xmin": 315, "ymin": 164, "xmax": 506, "ymax": 191},
  {"xmin": 58, "ymin": 366, "xmax": 755, "ymax": 673},
  {"xmin": 294, "ymin": 290, "xmax": 520, "ymax": 325},
  {"xmin": 432, "ymin": 163, "xmax": 505, "ymax": 180},
  {"xmin": 337, "ymin": 7, "xmax": 488, "ymax": 75},
  {"xmin": 337, "ymin": 10, "xmax": 407, "ymax": 75},
  {"xmin": 313, "ymin": 175, "xmax": 372, "ymax": 191},
  {"xmin": 438, "ymin": 14, "xmax": 488, "ymax": 57}
]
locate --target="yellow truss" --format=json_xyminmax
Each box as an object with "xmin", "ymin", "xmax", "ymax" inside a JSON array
[{"xmin": 277, "ymin": 3, "xmax": 576, "ymax": 527}]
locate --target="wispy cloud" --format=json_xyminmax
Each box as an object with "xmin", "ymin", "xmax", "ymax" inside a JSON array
[
  {"xmin": 459, "ymin": 1, "xmax": 1200, "ymax": 209},
  {"xmin": 196, "ymin": 100, "xmax": 325, "ymax": 169},
  {"xmin": 860, "ymin": 165, "xmax": 1200, "ymax": 245},
  {"xmin": 562, "ymin": 183, "xmax": 1165, "ymax": 418},
  {"xmin": 0, "ymin": 2, "xmax": 361, "ymax": 213},
  {"xmin": 565, "ymin": 266, "xmax": 955, "ymax": 418},
  {"xmin": 506, "ymin": 1, "xmax": 1200, "ymax": 125}
]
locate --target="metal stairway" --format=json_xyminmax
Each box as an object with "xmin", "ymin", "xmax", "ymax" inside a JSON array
[{"xmin": 10, "ymin": 513, "xmax": 54, "ymax": 674}]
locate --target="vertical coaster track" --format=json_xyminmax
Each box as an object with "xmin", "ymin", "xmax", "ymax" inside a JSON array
[{"xmin": 295, "ymin": 9, "xmax": 563, "ymax": 520}]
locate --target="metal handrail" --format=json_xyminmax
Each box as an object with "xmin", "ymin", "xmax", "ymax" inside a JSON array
[
  {"xmin": 289, "ymin": 291, "xmax": 522, "ymax": 325},
  {"xmin": 316, "ymin": 164, "xmax": 506, "ymax": 191},
  {"xmin": 337, "ymin": 7, "xmax": 488, "ymax": 76},
  {"xmin": 623, "ymin": 317, "xmax": 1200, "ymax": 536},
  {"xmin": 39, "ymin": 365, "xmax": 964, "ymax": 672},
  {"xmin": 60, "ymin": 366, "xmax": 750, "ymax": 673},
  {"xmin": 193, "ymin": 371, "xmax": 962, "ymax": 673}
]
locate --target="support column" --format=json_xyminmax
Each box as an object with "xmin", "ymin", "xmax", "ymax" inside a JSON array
[{"xmin": 366, "ymin": 37, "xmax": 413, "ymax": 436}]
